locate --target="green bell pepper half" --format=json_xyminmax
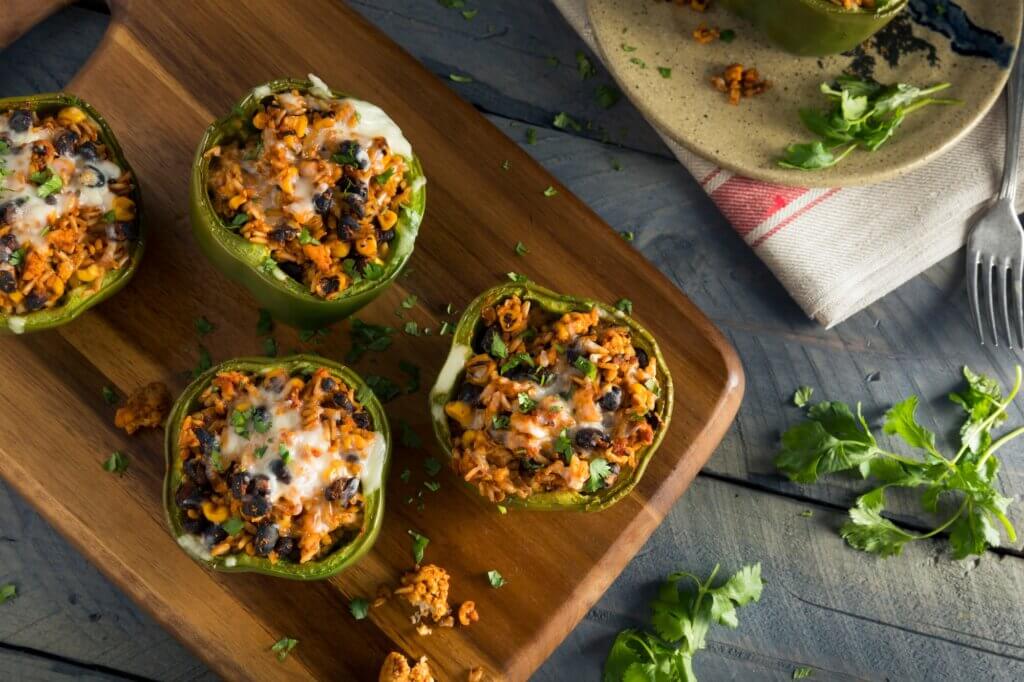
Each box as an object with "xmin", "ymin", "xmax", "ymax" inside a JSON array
[
  {"xmin": 429, "ymin": 282, "xmax": 673, "ymax": 512},
  {"xmin": 188, "ymin": 78, "xmax": 426, "ymax": 330},
  {"xmin": 163, "ymin": 354, "xmax": 391, "ymax": 580},
  {"xmin": 718, "ymin": 0, "xmax": 908, "ymax": 56},
  {"xmin": 0, "ymin": 93, "xmax": 145, "ymax": 335}
]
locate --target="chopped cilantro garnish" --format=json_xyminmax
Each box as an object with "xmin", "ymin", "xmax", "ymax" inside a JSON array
[
  {"xmin": 630, "ymin": 57, "xmax": 646, "ymax": 68},
  {"xmin": 0, "ymin": 141, "xmax": 8, "ymax": 155},
  {"xmin": 585, "ymin": 457, "xmax": 611, "ymax": 492},
  {"xmin": 102, "ymin": 210, "xmax": 117, "ymax": 223},
  {"xmin": 349, "ymin": 598, "xmax": 370, "ymax": 620},
  {"xmin": 363, "ymin": 262, "xmax": 385, "ymax": 280},
  {"xmin": 439, "ymin": 321, "xmax": 454, "ymax": 335},
  {"xmin": 500, "ymin": 352, "xmax": 534, "ymax": 375},
  {"xmin": 33, "ymin": 168, "xmax": 62, "ymax": 198},
  {"xmin": 461, "ymin": 8, "xmax": 478, "ymax": 20},
  {"xmin": 496, "ymin": 504, "xmax": 507, "ymax": 514},
  {"xmin": 506, "ymin": 271, "xmax": 529, "ymax": 283},
  {"xmin": 574, "ymin": 355, "xmax": 598, "ymax": 380},
  {"xmin": 596, "ymin": 85, "xmax": 621, "ymax": 109},
  {"xmin": 615, "ymin": 298, "xmax": 633, "ymax": 315},
  {"xmin": 514, "ymin": 241, "xmax": 529, "ymax": 256},
  {"xmin": 229, "ymin": 213, "xmax": 249, "ymax": 229},
  {"xmin": 611, "ymin": 159, "xmax": 623, "ymax": 171},
  {"xmin": 271, "ymin": 637, "xmax": 298, "ymax": 661},
  {"xmin": 424, "ymin": 457, "xmax": 442, "ymax": 477},
  {"xmin": 365, "ymin": 374, "xmax": 401, "ymax": 402},
  {"xmin": 553, "ymin": 112, "xmax": 582, "ymax": 132},
  {"xmin": 489, "ymin": 333, "xmax": 508, "ymax": 359},
  {"xmin": 375, "ymin": 168, "xmax": 395, "ymax": 185},
  {"xmin": 256, "ymin": 309, "xmax": 274, "ymax": 336},
  {"xmin": 7, "ymin": 248, "xmax": 25, "ymax": 267},
  {"xmin": 554, "ymin": 429, "xmax": 573, "ymax": 463},
  {"xmin": 492, "ymin": 414, "xmax": 510, "ymax": 430},
  {"xmin": 403, "ymin": 321, "xmax": 420, "ymax": 336},
  {"xmin": 279, "ymin": 444, "xmax": 291, "ymax": 464},
  {"xmin": 720, "ymin": 29, "xmax": 736, "ymax": 43},
  {"xmin": 620, "ymin": 230, "xmax": 635, "ymax": 242},
  {"xmin": 621, "ymin": 43, "xmax": 637, "ymax": 52},
  {"xmin": 346, "ymin": 319, "xmax": 393, "ymax": 362},
  {"xmin": 0, "ymin": 583, "xmax": 16, "ymax": 605},
  {"xmin": 253, "ymin": 409, "xmax": 272, "ymax": 433},
  {"xmin": 501, "ymin": 159, "xmax": 511, "ymax": 170},
  {"xmin": 263, "ymin": 336, "xmax": 278, "ymax": 357},
  {"xmin": 400, "ymin": 420, "xmax": 422, "ymax": 448},
  {"xmin": 644, "ymin": 378, "xmax": 660, "ymax": 395},
  {"xmin": 449, "ymin": 73, "xmax": 473, "ymax": 83},
  {"xmin": 658, "ymin": 67, "xmax": 672, "ymax": 79},
  {"xmin": 222, "ymin": 517, "xmax": 245, "ymax": 536},
  {"xmin": 576, "ymin": 51, "xmax": 596, "ymax": 79},
  {"xmin": 401, "ymin": 294, "xmax": 418, "ymax": 309},
  {"xmin": 102, "ymin": 450, "xmax": 129, "ymax": 475},
  {"xmin": 297, "ymin": 228, "xmax": 320, "ymax": 245},
  {"xmin": 487, "ymin": 570, "xmax": 506, "ymax": 588},
  {"xmin": 409, "ymin": 529, "xmax": 430, "ymax": 564},
  {"xmin": 193, "ymin": 346, "xmax": 212, "ymax": 378},
  {"xmin": 195, "ymin": 316, "xmax": 215, "ymax": 336},
  {"xmin": 400, "ymin": 468, "xmax": 412, "ymax": 483},
  {"xmin": 525, "ymin": 128, "xmax": 537, "ymax": 145},
  {"xmin": 517, "ymin": 392, "xmax": 537, "ymax": 413},
  {"xmin": 231, "ymin": 407, "xmax": 253, "ymax": 438},
  {"xmin": 255, "ymin": 445, "xmax": 268, "ymax": 459},
  {"xmin": 102, "ymin": 386, "xmax": 119, "ymax": 405},
  {"xmin": 424, "ymin": 480, "xmax": 441, "ymax": 492},
  {"xmin": 792, "ymin": 386, "xmax": 813, "ymax": 407}
]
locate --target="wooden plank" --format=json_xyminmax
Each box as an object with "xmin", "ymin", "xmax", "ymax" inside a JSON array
[
  {"xmin": 0, "ymin": 1, "xmax": 741, "ymax": 680},
  {"xmin": 0, "ymin": 0, "xmax": 70, "ymax": 51},
  {"xmin": 0, "ymin": 649, "xmax": 126, "ymax": 682}
]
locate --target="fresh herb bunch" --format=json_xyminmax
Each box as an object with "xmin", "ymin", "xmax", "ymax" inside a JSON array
[
  {"xmin": 604, "ymin": 564, "xmax": 763, "ymax": 682},
  {"xmin": 776, "ymin": 367, "xmax": 1021, "ymax": 559},
  {"xmin": 778, "ymin": 76, "xmax": 958, "ymax": 170}
]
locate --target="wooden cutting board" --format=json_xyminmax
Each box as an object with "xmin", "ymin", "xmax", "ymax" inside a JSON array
[{"xmin": 0, "ymin": 1, "xmax": 743, "ymax": 679}]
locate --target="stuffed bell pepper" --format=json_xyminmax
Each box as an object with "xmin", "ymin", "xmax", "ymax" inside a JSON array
[
  {"xmin": 190, "ymin": 75, "xmax": 425, "ymax": 329},
  {"xmin": 164, "ymin": 355, "xmax": 390, "ymax": 579},
  {"xmin": 430, "ymin": 283, "xmax": 673, "ymax": 512},
  {"xmin": 0, "ymin": 94, "xmax": 143, "ymax": 334}
]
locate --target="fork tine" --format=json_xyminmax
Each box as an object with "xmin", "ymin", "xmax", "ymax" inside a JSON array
[
  {"xmin": 1014, "ymin": 257, "xmax": 1024, "ymax": 348},
  {"xmin": 1000, "ymin": 261, "xmax": 1014, "ymax": 348},
  {"xmin": 968, "ymin": 251, "xmax": 984, "ymax": 344},
  {"xmin": 986, "ymin": 256, "xmax": 1000, "ymax": 346}
]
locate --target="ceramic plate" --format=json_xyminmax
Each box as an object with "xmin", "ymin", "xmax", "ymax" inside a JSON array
[{"xmin": 587, "ymin": 0, "xmax": 1022, "ymax": 187}]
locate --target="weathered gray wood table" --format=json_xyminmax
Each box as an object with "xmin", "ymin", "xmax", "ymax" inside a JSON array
[{"xmin": 3, "ymin": 3, "xmax": 1024, "ymax": 680}]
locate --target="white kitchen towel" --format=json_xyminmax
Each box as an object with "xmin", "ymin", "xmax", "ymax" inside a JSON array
[{"xmin": 553, "ymin": 0, "xmax": 1020, "ymax": 328}]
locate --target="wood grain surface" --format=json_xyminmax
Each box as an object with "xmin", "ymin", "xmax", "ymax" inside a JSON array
[
  {"xmin": 6, "ymin": 3, "xmax": 1024, "ymax": 681},
  {"xmin": 0, "ymin": 1, "xmax": 741, "ymax": 680}
]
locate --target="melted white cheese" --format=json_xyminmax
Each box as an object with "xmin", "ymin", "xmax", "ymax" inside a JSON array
[
  {"xmin": 431, "ymin": 343, "xmax": 473, "ymax": 422},
  {"xmin": 177, "ymin": 534, "xmax": 212, "ymax": 561},
  {"xmin": 217, "ymin": 382, "xmax": 382, "ymax": 509}
]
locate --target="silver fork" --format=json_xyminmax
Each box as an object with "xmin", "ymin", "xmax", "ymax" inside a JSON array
[{"xmin": 967, "ymin": 41, "xmax": 1024, "ymax": 348}]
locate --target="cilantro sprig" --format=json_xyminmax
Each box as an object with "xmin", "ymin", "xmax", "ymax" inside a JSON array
[
  {"xmin": 604, "ymin": 564, "xmax": 763, "ymax": 682},
  {"xmin": 776, "ymin": 366, "xmax": 1022, "ymax": 559},
  {"xmin": 778, "ymin": 76, "xmax": 958, "ymax": 171}
]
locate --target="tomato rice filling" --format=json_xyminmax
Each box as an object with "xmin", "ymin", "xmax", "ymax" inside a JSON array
[
  {"xmin": 205, "ymin": 87, "xmax": 416, "ymax": 300},
  {"xmin": 0, "ymin": 106, "xmax": 137, "ymax": 316},
  {"xmin": 173, "ymin": 367, "xmax": 384, "ymax": 564},
  {"xmin": 443, "ymin": 295, "xmax": 662, "ymax": 502}
]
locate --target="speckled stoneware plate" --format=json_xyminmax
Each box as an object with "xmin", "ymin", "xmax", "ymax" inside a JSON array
[{"xmin": 587, "ymin": 0, "xmax": 1022, "ymax": 187}]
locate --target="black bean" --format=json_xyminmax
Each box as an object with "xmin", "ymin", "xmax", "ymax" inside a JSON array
[
  {"xmin": 251, "ymin": 474, "xmax": 272, "ymax": 497},
  {"xmin": 274, "ymin": 535, "xmax": 298, "ymax": 561},
  {"xmin": 336, "ymin": 140, "xmax": 364, "ymax": 167},
  {"xmin": 608, "ymin": 463, "xmax": 621, "ymax": 477},
  {"xmin": 253, "ymin": 522, "xmax": 279, "ymax": 556},
  {"xmin": 23, "ymin": 290, "xmax": 48, "ymax": 311},
  {"xmin": 338, "ymin": 477, "xmax": 361, "ymax": 506},
  {"xmin": 645, "ymin": 411, "xmax": 661, "ymax": 430},
  {"xmin": 269, "ymin": 226, "xmax": 299, "ymax": 243},
  {"xmin": 79, "ymin": 164, "xmax": 106, "ymax": 187},
  {"xmin": 324, "ymin": 477, "xmax": 346, "ymax": 501},
  {"xmin": 264, "ymin": 374, "xmax": 286, "ymax": 393},
  {"xmin": 0, "ymin": 269, "xmax": 16, "ymax": 294},
  {"xmin": 182, "ymin": 516, "xmax": 209, "ymax": 535},
  {"xmin": 313, "ymin": 188, "xmax": 333, "ymax": 216},
  {"xmin": 566, "ymin": 342, "xmax": 583, "ymax": 365},
  {"xmin": 241, "ymin": 494, "xmax": 271, "ymax": 518},
  {"xmin": 269, "ymin": 458, "xmax": 292, "ymax": 483},
  {"xmin": 320, "ymin": 377, "xmax": 336, "ymax": 392},
  {"xmin": 337, "ymin": 214, "xmax": 360, "ymax": 240},
  {"xmin": 0, "ymin": 204, "xmax": 17, "ymax": 227},
  {"xmin": 330, "ymin": 391, "xmax": 353, "ymax": 411},
  {"xmin": 8, "ymin": 110, "xmax": 31, "ymax": 132},
  {"xmin": 54, "ymin": 131, "xmax": 78, "ymax": 156},
  {"xmin": 635, "ymin": 348, "xmax": 649, "ymax": 370},
  {"xmin": 352, "ymin": 410, "xmax": 372, "ymax": 430},
  {"xmin": 375, "ymin": 226, "xmax": 396, "ymax": 244},
  {"xmin": 342, "ymin": 194, "xmax": 366, "ymax": 218},
  {"xmin": 278, "ymin": 261, "xmax": 304, "ymax": 282},
  {"xmin": 77, "ymin": 141, "xmax": 99, "ymax": 161},
  {"xmin": 475, "ymin": 325, "xmax": 501, "ymax": 356},
  {"xmin": 317, "ymin": 276, "xmax": 340, "ymax": 297},
  {"xmin": 202, "ymin": 525, "xmax": 228, "ymax": 546},
  {"xmin": 456, "ymin": 382, "xmax": 483, "ymax": 406},
  {"xmin": 598, "ymin": 386, "xmax": 622, "ymax": 412},
  {"xmin": 183, "ymin": 457, "xmax": 208, "ymax": 487},
  {"xmin": 174, "ymin": 482, "xmax": 204, "ymax": 509},
  {"xmin": 109, "ymin": 221, "xmax": 137, "ymax": 242},
  {"xmin": 228, "ymin": 471, "xmax": 252, "ymax": 498},
  {"xmin": 44, "ymin": 195, "xmax": 56, "ymax": 206},
  {"xmin": 575, "ymin": 428, "xmax": 610, "ymax": 450},
  {"xmin": 192, "ymin": 426, "xmax": 218, "ymax": 455}
]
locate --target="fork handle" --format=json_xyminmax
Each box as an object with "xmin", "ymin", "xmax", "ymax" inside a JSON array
[{"xmin": 1001, "ymin": 41, "xmax": 1024, "ymax": 202}]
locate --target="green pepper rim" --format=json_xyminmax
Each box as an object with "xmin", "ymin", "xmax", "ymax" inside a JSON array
[
  {"xmin": 428, "ymin": 282, "xmax": 674, "ymax": 512},
  {"xmin": 162, "ymin": 354, "xmax": 391, "ymax": 580},
  {"xmin": 188, "ymin": 78, "xmax": 426, "ymax": 330},
  {"xmin": 718, "ymin": 0, "xmax": 908, "ymax": 56},
  {"xmin": 0, "ymin": 93, "xmax": 145, "ymax": 335}
]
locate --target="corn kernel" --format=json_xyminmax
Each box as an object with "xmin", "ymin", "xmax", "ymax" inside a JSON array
[
  {"xmin": 228, "ymin": 194, "xmax": 247, "ymax": 210},
  {"xmin": 75, "ymin": 264, "xmax": 101, "ymax": 282},
  {"xmin": 112, "ymin": 196, "xmax": 136, "ymax": 221},
  {"xmin": 355, "ymin": 236, "xmax": 377, "ymax": 257},
  {"xmin": 252, "ymin": 111, "xmax": 269, "ymax": 129},
  {"xmin": 379, "ymin": 210, "xmax": 398, "ymax": 230},
  {"xmin": 57, "ymin": 107, "xmax": 86, "ymax": 125},
  {"xmin": 329, "ymin": 240, "xmax": 351, "ymax": 258},
  {"xmin": 202, "ymin": 501, "xmax": 229, "ymax": 523},
  {"xmin": 445, "ymin": 401, "xmax": 473, "ymax": 429},
  {"xmin": 8, "ymin": 291, "xmax": 23, "ymax": 303}
]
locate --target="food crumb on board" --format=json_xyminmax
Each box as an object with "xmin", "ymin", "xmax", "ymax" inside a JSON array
[
  {"xmin": 711, "ymin": 63, "xmax": 770, "ymax": 105},
  {"xmin": 379, "ymin": 651, "xmax": 435, "ymax": 682},
  {"xmin": 114, "ymin": 381, "xmax": 171, "ymax": 434}
]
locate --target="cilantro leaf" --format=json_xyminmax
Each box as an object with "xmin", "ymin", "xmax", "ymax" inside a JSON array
[
  {"xmin": 102, "ymin": 451, "xmax": 129, "ymax": 475},
  {"xmin": 487, "ymin": 570, "xmax": 506, "ymax": 588},
  {"xmin": 586, "ymin": 457, "xmax": 611, "ymax": 492},
  {"xmin": 0, "ymin": 583, "xmax": 16, "ymax": 605},
  {"xmin": 792, "ymin": 386, "xmax": 813, "ymax": 407},
  {"xmin": 554, "ymin": 429, "xmax": 574, "ymax": 463},
  {"xmin": 349, "ymin": 597, "xmax": 370, "ymax": 620},
  {"xmin": 271, "ymin": 637, "xmax": 298, "ymax": 661},
  {"xmin": 576, "ymin": 51, "xmax": 596, "ymax": 79},
  {"xmin": 408, "ymin": 529, "xmax": 429, "ymax": 564},
  {"xmin": 399, "ymin": 420, "xmax": 422, "ymax": 448}
]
